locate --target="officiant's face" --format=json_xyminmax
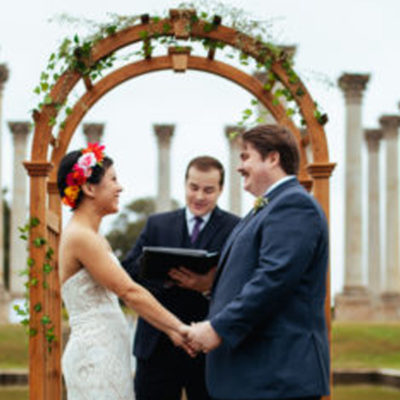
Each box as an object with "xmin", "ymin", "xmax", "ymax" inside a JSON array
[{"xmin": 185, "ymin": 166, "xmax": 222, "ymax": 217}]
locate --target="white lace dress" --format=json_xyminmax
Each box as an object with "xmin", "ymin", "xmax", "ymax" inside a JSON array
[{"xmin": 62, "ymin": 255, "xmax": 134, "ymax": 400}]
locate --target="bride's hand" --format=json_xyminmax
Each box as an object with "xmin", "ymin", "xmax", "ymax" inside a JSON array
[{"xmin": 167, "ymin": 324, "xmax": 198, "ymax": 358}]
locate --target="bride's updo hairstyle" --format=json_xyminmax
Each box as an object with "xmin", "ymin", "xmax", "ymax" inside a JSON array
[{"xmin": 57, "ymin": 143, "xmax": 113, "ymax": 210}]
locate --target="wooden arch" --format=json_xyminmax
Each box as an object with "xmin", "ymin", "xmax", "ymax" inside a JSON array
[{"xmin": 24, "ymin": 9, "xmax": 335, "ymax": 400}]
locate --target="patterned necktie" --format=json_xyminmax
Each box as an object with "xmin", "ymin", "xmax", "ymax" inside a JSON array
[{"xmin": 190, "ymin": 216, "xmax": 203, "ymax": 243}]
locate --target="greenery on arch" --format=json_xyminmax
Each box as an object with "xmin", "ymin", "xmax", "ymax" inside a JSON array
[{"xmin": 32, "ymin": 1, "xmax": 328, "ymax": 138}]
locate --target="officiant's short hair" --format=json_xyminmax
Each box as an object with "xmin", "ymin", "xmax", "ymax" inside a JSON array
[
  {"xmin": 242, "ymin": 124, "xmax": 300, "ymax": 175},
  {"xmin": 185, "ymin": 156, "xmax": 225, "ymax": 187}
]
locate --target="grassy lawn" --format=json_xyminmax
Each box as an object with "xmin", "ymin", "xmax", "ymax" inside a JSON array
[
  {"xmin": 332, "ymin": 322, "xmax": 400, "ymax": 370},
  {"xmin": 0, "ymin": 386, "xmax": 400, "ymax": 400},
  {"xmin": 2, "ymin": 321, "xmax": 400, "ymax": 370},
  {"xmin": 0, "ymin": 387, "xmax": 28, "ymax": 400},
  {"xmin": 0, "ymin": 325, "xmax": 28, "ymax": 369},
  {"xmin": 334, "ymin": 385, "xmax": 400, "ymax": 400}
]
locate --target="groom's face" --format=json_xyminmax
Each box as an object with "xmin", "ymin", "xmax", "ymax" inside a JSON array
[
  {"xmin": 238, "ymin": 141, "xmax": 277, "ymax": 196},
  {"xmin": 185, "ymin": 166, "xmax": 222, "ymax": 217}
]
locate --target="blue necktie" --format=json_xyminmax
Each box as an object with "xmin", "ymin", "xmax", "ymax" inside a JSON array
[{"xmin": 190, "ymin": 216, "xmax": 203, "ymax": 243}]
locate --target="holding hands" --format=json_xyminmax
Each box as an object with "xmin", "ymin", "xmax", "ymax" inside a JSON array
[{"xmin": 177, "ymin": 321, "xmax": 222, "ymax": 355}]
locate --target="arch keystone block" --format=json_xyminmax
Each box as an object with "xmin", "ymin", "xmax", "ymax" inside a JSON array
[
  {"xmin": 169, "ymin": 9, "xmax": 196, "ymax": 39},
  {"xmin": 168, "ymin": 47, "xmax": 191, "ymax": 72}
]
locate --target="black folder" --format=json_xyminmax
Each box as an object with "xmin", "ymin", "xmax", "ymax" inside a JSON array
[{"xmin": 139, "ymin": 246, "xmax": 219, "ymax": 282}]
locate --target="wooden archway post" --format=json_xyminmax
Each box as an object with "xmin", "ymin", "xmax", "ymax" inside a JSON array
[
  {"xmin": 25, "ymin": 9, "xmax": 335, "ymax": 400},
  {"xmin": 23, "ymin": 161, "xmax": 54, "ymax": 400}
]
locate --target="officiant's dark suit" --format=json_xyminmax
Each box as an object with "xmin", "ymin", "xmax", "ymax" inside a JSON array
[
  {"xmin": 122, "ymin": 156, "xmax": 239, "ymax": 400},
  {"xmin": 202, "ymin": 125, "xmax": 330, "ymax": 400}
]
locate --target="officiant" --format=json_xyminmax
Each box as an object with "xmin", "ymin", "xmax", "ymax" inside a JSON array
[{"xmin": 122, "ymin": 156, "xmax": 239, "ymax": 400}]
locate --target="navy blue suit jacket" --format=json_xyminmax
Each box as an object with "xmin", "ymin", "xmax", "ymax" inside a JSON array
[
  {"xmin": 207, "ymin": 178, "xmax": 330, "ymax": 399},
  {"xmin": 122, "ymin": 207, "xmax": 239, "ymax": 359}
]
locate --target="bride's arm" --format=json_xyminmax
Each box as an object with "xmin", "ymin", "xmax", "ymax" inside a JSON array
[{"xmin": 69, "ymin": 230, "xmax": 192, "ymax": 352}]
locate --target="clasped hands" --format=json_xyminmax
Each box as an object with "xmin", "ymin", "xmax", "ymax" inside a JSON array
[{"xmin": 170, "ymin": 321, "xmax": 222, "ymax": 357}]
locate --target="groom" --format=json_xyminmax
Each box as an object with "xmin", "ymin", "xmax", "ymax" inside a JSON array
[{"xmin": 188, "ymin": 125, "xmax": 330, "ymax": 400}]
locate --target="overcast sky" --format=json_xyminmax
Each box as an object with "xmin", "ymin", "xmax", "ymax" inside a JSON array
[{"xmin": 1, "ymin": 0, "xmax": 399, "ymax": 298}]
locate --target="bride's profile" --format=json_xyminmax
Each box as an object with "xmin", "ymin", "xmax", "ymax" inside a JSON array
[{"xmin": 58, "ymin": 143, "xmax": 191, "ymax": 400}]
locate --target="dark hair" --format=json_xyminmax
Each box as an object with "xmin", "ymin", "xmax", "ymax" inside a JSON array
[
  {"xmin": 242, "ymin": 125, "xmax": 300, "ymax": 175},
  {"xmin": 185, "ymin": 156, "xmax": 225, "ymax": 187},
  {"xmin": 57, "ymin": 150, "xmax": 114, "ymax": 210}
]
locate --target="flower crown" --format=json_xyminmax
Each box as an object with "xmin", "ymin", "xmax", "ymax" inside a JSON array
[{"xmin": 62, "ymin": 143, "xmax": 106, "ymax": 208}]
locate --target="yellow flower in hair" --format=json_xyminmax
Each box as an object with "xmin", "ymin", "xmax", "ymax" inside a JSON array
[{"xmin": 64, "ymin": 185, "xmax": 80, "ymax": 201}]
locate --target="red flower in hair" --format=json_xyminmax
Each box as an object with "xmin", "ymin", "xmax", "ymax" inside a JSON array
[{"xmin": 82, "ymin": 143, "xmax": 105, "ymax": 163}]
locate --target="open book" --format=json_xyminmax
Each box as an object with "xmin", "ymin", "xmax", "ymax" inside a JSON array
[{"xmin": 139, "ymin": 246, "xmax": 219, "ymax": 282}]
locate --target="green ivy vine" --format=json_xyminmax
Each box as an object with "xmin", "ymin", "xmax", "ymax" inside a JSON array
[
  {"xmin": 33, "ymin": 0, "xmax": 327, "ymax": 138},
  {"xmin": 15, "ymin": 217, "xmax": 57, "ymax": 352}
]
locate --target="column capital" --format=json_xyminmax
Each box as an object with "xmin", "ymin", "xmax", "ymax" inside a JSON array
[
  {"xmin": 306, "ymin": 162, "xmax": 336, "ymax": 179},
  {"xmin": 379, "ymin": 115, "xmax": 400, "ymax": 132},
  {"xmin": 225, "ymin": 125, "xmax": 244, "ymax": 145},
  {"xmin": 23, "ymin": 161, "xmax": 53, "ymax": 177},
  {"xmin": 82, "ymin": 122, "xmax": 104, "ymax": 143},
  {"xmin": 364, "ymin": 128, "xmax": 382, "ymax": 151},
  {"xmin": 0, "ymin": 64, "xmax": 9, "ymax": 92},
  {"xmin": 8, "ymin": 121, "xmax": 31, "ymax": 137},
  {"xmin": 338, "ymin": 73, "xmax": 370, "ymax": 102},
  {"xmin": 153, "ymin": 124, "xmax": 175, "ymax": 145}
]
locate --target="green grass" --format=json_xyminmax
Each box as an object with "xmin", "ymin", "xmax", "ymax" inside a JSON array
[
  {"xmin": 334, "ymin": 385, "xmax": 400, "ymax": 400},
  {"xmin": 1, "ymin": 386, "xmax": 399, "ymax": 400},
  {"xmin": 0, "ymin": 387, "xmax": 28, "ymax": 400},
  {"xmin": 0, "ymin": 325, "xmax": 28, "ymax": 369},
  {"xmin": 332, "ymin": 322, "xmax": 400, "ymax": 370}
]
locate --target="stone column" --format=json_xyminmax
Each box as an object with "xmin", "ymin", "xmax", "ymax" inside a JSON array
[
  {"xmin": 0, "ymin": 64, "xmax": 10, "ymax": 323},
  {"xmin": 380, "ymin": 115, "xmax": 400, "ymax": 319},
  {"xmin": 9, "ymin": 121, "xmax": 31, "ymax": 297},
  {"xmin": 154, "ymin": 124, "xmax": 174, "ymax": 212},
  {"xmin": 83, "ymin": 122, "xmax": 104, "ymax": 144},
  {"xmin": 225, "ymin": 126, "xmax": 244, "ymax": 215},
  {"xmin": 335, "ymin": 73, "xmax": 371, "ymax": 320},
  {"xmin": 364, "ymin": 129, "xmax": 382, "ymax": 297}
]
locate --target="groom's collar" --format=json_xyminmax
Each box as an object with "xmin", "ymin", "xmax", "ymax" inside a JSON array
[{"xmin": 263, "ymin": 175, "xmax": 296, "ymax": 197}]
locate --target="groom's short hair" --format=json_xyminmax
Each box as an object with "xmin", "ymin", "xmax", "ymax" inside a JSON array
[
  {"xmin": 242, "ymin": 124, "xmax": 300, "ymax": 175},
  {"xmin": 185, "ymin": 156, "xmax": 225, "ymax": 187}
]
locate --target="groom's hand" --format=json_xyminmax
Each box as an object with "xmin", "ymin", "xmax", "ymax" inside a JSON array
[{"xmin": 187, "ymin": 321, "xmax": 222, "ymax": 353}]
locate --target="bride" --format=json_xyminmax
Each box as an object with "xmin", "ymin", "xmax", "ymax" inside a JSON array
[{"xmin": 58, "ymin": 143, "xmax": 191, "ymax": 399}]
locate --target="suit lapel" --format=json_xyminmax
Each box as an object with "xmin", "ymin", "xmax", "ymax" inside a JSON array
[
  {"xmin": 195, "ymin": 207, "xmax": 221, "ymax": 249},
  {"xmin": 176, "ymin": 209, "xmax": 187, "ymax": 247},
  {"xmin": 212, "ymin": 210, "xmax": 253, "ymax": 290},
  {"xmin": 212, "ymin": 178, "xmax": 301, "ymax": 292}
]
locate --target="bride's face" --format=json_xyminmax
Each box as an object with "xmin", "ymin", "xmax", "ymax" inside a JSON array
[{"xmin": 93, "ymin": 166, "xmax": 123, "ymax": 215}]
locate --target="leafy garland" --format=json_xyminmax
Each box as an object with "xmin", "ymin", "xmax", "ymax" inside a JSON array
[
  {"xmin": 15, "ymin": 217, "xmax": 56, "ymax": 352},
  {"xmin": 33, "ymin": 1, "xmax": 327, "ymax": 137}
]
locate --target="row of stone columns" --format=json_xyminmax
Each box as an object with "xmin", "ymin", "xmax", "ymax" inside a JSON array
[{"xmin": 336, "ymin": 73, "xmax": 400, "ymax": 320}]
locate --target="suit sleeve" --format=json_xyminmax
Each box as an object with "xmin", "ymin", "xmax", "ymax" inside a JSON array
[
  {"xmin": 121, "ymin": 218, "xmax": 151, "ymax": 281},
  {"xmin": 210, "ymin": 194, "xmax": 324, "ymax": 348}
]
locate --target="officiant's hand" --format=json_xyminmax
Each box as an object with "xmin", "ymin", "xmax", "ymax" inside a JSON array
[
  {"xmin": 168, "ymin": 324, "xmax": 198, "ymax": 358},
  {"xmin": 168, "ymin": 266, "xmax": 216, "ymax": 293},
  {"xmin": 187, "ymin": 321, "xmax": 222, "ymax": 353}
]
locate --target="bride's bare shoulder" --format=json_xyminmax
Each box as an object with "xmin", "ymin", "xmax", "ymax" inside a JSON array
[{"xmin": 61, "ymin": 222, "xmax": 99, "ymax": 250}]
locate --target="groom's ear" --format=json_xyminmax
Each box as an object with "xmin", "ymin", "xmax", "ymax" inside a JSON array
[
  {"xmin": 268, "ymin": 151, "xmax": 280, "ymax": 167},
  {"xmin": 81, "ymin": 183, "xmax": 96, "ymax": 199}
]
